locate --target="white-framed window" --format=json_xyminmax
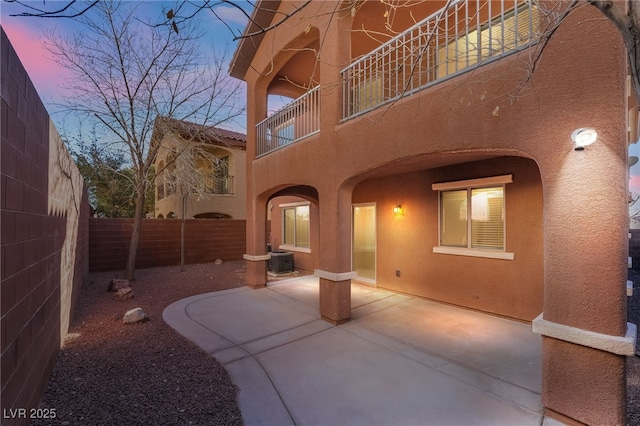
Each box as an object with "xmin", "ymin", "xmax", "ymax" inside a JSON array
[
  {"xmin": 281, "ymin": 202, "xmax": 310, "ymax": 252},
  {"xmin": 432, "ymin": 175, "xmax": 514, "ymax": 260}
]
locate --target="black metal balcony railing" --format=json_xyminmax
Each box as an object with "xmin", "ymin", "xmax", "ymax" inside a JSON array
[{"xmin": 205, "ymin": 175, "xmax": 234, "ymax": 195}]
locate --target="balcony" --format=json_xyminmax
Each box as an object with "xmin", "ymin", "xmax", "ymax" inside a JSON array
[
  {"xmin": 256, "ymin": 86, "xmax": 320, "ymax": 157},
  {"xmin": 342, "ymin": 0, "xmax": 540, "ymax": 120},
  {"xmin": 256, "ymin": 0, "xmax": 540, "ymax": 155},
  {"xmin": 203, "ymin": 175, "xmax": 234, "ymax": 195}
]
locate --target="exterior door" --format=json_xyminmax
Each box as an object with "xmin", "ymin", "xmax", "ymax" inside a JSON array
[{"xmin": 352, "ymin": 204, "xmax": 376, "ymax": 282}]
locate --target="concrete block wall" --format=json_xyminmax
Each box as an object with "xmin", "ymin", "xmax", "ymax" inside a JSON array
[
  {"xmin": 1, "ymin": 28, "xmax": 90, "ymax": 425},
  {"xmin": 89, "ymin": 218, "xmax": 246, "ymax": 272}
]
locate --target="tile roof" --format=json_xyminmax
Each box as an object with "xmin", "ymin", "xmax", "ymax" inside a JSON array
[{"xmin": 154, "ymin": 116, "xmax": 247, "ymax": 150}]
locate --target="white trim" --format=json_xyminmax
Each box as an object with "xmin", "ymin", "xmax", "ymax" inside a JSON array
[
  {"xmin": 279, "ymin": 201, "xmax": 311, "ymax": 208},
  {"xmin": 433, "ymin": 246, "xmax": 514, "ymax": 260},
  {"xmin": 532, "ymin": 314, "xmax": 637, "ymax": 356},
  {"xmin": 243, "ymin": 253, "xmax": 271, "ymax": 262},
  {"xmin": 279, "ymin": 244, "xmax": 311, "ymax": 254},
  {"xmin": 432, "ymin": 174, "xmax": 513, "ymax": 191},
  {"xmin": 314, "ymin": 270, "xmax": 358, "ymax": 282}
]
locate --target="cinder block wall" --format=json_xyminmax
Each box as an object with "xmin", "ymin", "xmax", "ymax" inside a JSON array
[
  {"xmin": 89, "ymin": 218, "xmax": 246, "ymax": 272},
  {"xmin": 1, "ymin": 28, "xmax": 90, "ymax": 424}
]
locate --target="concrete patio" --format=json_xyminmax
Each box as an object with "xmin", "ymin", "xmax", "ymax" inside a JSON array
[{"xmin": 164, "ymin": 275, "xmax": 562, "ymax": 425}]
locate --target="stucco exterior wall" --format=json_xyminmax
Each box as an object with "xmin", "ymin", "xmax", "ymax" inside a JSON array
[
  {"xmin": 154, "ymin": 132, "xmax": 247, "ymax": 220},
  {"xmin": 353, "ymin": 157, "xmax": 543, "ymax": 321},
  {"xmin": 236, "ymin": 2, "xmax": 631, "ymax": 423}
]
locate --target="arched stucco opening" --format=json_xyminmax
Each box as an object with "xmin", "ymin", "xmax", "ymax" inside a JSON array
[
  {"xmin": 348, "ymin": 153, "xmax": 543, "ymax": 322},
  {"xmin": 264, "ymin": 28, "xmax": 320, "ymax": 100},
  {"xmin": 255, "ymin": 24, "xmax": 321, "ymax": 112},
  {"xmin": 265, "ymin": 185, "xmax": 320, "ymax": 275}
]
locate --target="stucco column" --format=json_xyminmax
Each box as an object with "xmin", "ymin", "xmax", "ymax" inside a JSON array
[
  {"xmin": 315, "ymin": 186, "xmax": 355, "ymax": 324},
  {"xmin": 244, "ymin": 76, "xmax": 269, "ymax": 288},
  {"xmin": 534, "ymin": 126, "xmax": 634, "ymax": 425},
  {"xmin": 318, "ymin": 8, "xmax": 351, "ymax": 128},
  {"xmin": 308, "ymin": 12, "xmax": 355, "ymax": 324}
]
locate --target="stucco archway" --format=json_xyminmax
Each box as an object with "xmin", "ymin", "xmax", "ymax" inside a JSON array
[{"xmin": 349, "ymin": 153, "xmax": 543, "ymax": 322}]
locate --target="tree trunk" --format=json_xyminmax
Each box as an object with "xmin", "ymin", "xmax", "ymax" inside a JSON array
[
  {"xmin": 124, "ymin": 186, "xmax": 146, "ymax": 280},
  {"xmin": 181, "ymin": 194, "xmax": 186, "ymax": 272}
]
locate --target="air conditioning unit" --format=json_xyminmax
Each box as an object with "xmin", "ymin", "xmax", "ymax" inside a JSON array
[{"xmin": 268, "ymin": 251, "xmax": 294, "ymax": 274}]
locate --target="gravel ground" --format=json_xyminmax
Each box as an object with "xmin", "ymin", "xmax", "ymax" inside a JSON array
[
  {"xmin": 34, "ymin": 262, "xmax": 247, "ymax": 426},
  {"xmin": 34, "ymin": 262, "xmax": 640, "ymax": 425}
]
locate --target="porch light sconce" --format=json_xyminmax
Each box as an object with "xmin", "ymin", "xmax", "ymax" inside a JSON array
[
  {"xmin": 571, "ymin": 128, "xmax": 598, "ymax": 151},
  {"xmin": 393, "ymin": 205, "xmax": 403, "ymax": 215}
]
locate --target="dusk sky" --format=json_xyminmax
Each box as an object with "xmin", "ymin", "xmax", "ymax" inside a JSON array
[
  {"xmin": 0, "ymin": 0, "xmax": 251, "ymax": 131},
  {"xmin": 2, "ymin": 0, "xmax": 640, "ymax": 199}
]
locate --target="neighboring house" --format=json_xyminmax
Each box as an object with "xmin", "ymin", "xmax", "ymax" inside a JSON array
[
  {"xmin": 152, "ymin": 117, "xmax": 247, "ymax": 219},
  {"xmin": 229, "ymin": 1, "xmax": 635, "ymax": 424}
]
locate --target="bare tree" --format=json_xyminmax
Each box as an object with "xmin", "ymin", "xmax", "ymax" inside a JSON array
[
  {"xmin": 43, "ymin": 1, "xmax": 244, "ymax": 279},
  {"xmin": 10, "ymin": 0, "xmax": 640, "ymax": 101},
  {"xmin": 154, "ymin": 117, "xmax": 238, "ymax": 271}
]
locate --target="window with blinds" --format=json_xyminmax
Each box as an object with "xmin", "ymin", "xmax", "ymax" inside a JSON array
[
  {"xmin": 470, "ymin": 187, "xmax": 504, "ymax": 249},
  {"xmin": 439, "ymin": 185, "xmax": 505, "ymax": 251}
]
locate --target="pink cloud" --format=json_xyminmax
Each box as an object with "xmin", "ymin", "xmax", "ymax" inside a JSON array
[{"xmin": 2, "ymin": 19, "xmax": 69, "ymax": 100}]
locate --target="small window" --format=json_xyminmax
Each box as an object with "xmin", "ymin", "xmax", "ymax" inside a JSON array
[
  {"xmin": 433, "ymin": 175, "xmax": 513, "ymax": 260},
  {"xmin": 282, "ymin": 204, "xmax": 310, "ymax": 249}
]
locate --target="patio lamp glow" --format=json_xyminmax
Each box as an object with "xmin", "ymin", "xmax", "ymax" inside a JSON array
[
  {"xmin": 393, "ymin": 205, "xmax": 403, "ymax": 215},
  {"xmin": 571, "ymin": 128, "xmax": 598, "ymax": 151}
]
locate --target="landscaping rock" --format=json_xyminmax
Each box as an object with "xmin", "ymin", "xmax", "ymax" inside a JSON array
[
  {"xmin": 215, "ymin": 259, "xmax": 223, "ymax": 265},
  {"xmin": 112, "ymin": 287, "xmax": 134, "ymax": 301},
  {"xmin": 122, "ymin": 308, "xmax": 149, "ymax": 324},
  {"xmin": 107, "ymin": 279, "xmax": 130, "ymax": 292}
]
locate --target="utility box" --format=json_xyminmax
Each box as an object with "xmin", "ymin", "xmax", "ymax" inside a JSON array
[{"xmin": 268, "ymin": 251, "xmax": 294, "ymax": 274}]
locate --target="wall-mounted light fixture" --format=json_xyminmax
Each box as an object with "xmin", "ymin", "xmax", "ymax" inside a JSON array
[
  {"xmin": 571, "ymin": 128, "xmax": 598, "ymax": 151},
  {"xmin": 393, "ymin": 205, "xmax": 403, "ymax": 215}
]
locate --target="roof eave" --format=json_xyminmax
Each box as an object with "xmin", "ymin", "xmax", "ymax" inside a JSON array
[{"xmin": 229, "ymin": 0, "xmax": 281, "ymax": 80}]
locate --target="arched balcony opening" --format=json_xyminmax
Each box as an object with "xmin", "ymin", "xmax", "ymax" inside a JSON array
[
  {"xmin": 193, "ymin": 146, "xmax": 234, "ymax": 196},
  {"xmin": 257, "ymin": 34, "xmax": 321, "ymax": 157}
]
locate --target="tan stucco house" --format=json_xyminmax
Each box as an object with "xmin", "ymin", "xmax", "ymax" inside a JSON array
[
  {"xmin": 229, "ymin": 1, "xmax": 636, "ymax": 424},
  {"xmin": 152, "ymin": 117, "xmax": 247, "ymax": 219}
]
